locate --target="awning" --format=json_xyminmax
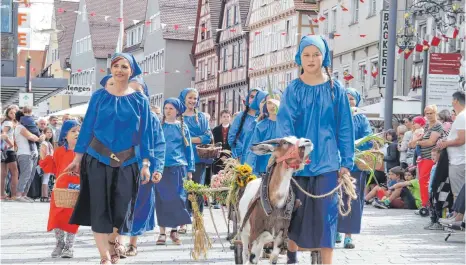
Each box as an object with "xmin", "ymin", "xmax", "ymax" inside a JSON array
[
  {"xmin": 359, "ymin": 96, "xmax": 422, "ymax": 117},
  {"xmin": 47, "ymin": 103, "xmax": 88, "ymax": 117},
  {"xmin": 1, "ymin": 77, "xmax": 68, "ymax": 107}
]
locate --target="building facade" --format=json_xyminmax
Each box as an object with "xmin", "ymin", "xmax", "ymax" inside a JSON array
[
  {"xmin": 319, "ymin": 0, "xmax": 415, "ymax": 105},
  {"xmin": 192, "ymin": 0, "xmax": 222, "ymax": 124},
  {"xmin": 246, "ymin": 0, "xmax": 318, "ymax": 93},
  {"xmin": 140, "ymin": 0, "xmax": 197, "ymax": 108},
  {"xmin": 216, "ymin": 0, "xmax": 251, "ymax": 115}
]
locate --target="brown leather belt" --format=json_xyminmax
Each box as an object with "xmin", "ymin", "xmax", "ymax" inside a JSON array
[{"xmin": 90, "ymin": 138, "xmax": 135, "ymax": 168}]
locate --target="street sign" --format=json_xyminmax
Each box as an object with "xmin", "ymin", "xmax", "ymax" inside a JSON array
[
  {"xmin": 19, "ymin": 93, "xmax": 33, "ymax": 107},
  {"xmin": 378, "ymin": 10, "xmax": 389, "ymax": 88},
  {"xmin": 427, "ymin": 53, "xmax": 462, "ymax": 110}
]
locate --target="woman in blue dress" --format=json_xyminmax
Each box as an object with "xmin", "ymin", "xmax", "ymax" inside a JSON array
[
  {"xmin": 228, "ymin": 88, "xmax": 268, "ymax": 164},
  {"xmin": 109, "ymin": 76, "xmax": 166, "ymax": 257},
  {"xmin": 178, "ymin": 88, "xmax": 211, "ymax": 222},
  {"xmin": 336, "ymin": 88, "xmax": 372, "ymax": 249},
  {"xmin": 155, "ymin": 98, "xmax": 194, "ymax": 245},
  {"xmin": 277, "ymin": 36, "xmax": 354, "ymax": 264},
  {"xmin": 245, "ymin": 91, "xmax": 281, "ymax": 176},
  {"xmin": 68, "ymin": 53, "xmax": 159, "ymax": 265}
]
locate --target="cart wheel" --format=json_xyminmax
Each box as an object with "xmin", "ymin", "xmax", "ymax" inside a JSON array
[{"xmin": 234, "ymin": 243, "xmax": 243, "ymax": 264}]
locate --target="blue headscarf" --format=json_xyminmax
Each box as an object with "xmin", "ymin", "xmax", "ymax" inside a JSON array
[
  {"xmin": 295, "ymin": 36, "xmax": 331, "ymax": 68},
  {"xmin": 111, "ymin": 53, "xmax": 142, "ymax": 79},
  {"xmin": 99, "ymin": 75, "xmax": 112, "ymax": 88},
  {"xmin": 249, "ymin": 90, "xmax": 268, "ymax": 111},
  {"xmin": 58, "ymin": 120, "xmax": 80, "ymax": 149},
  {"xmin": 346, "ymin": 87, "xmax": 362, "ymax": 107},
  {"xmin": 179, "ymin": 88, "xmax": 199, "ymax": 109},
  {"xmin": 163, "ymin": 98, "xmax": 185, "ymax": 117},
  {"xmin": 130, "ymin": 76, "xmax": 149, "ymax": 97}
]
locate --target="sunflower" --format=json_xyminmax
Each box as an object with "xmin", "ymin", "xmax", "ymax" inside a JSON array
[
  {"xmin": 237, "ymin": 164, "xmax": 252, "ymax": 176},
  {"xmin": 236, "ymin": 177, "xmax": 245, "ymax": 187},
  {"xmin": 246, "ymin": 174, "xmax": 257, "ymax": 184}
]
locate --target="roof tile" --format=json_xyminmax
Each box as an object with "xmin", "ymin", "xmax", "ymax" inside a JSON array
[{"xmin": 55, "ymin": 1, "xmax": 79, "ymax": 68}]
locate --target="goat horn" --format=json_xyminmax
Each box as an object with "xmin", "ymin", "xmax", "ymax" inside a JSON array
[{"xmin": 253, "ymin": 138, "xmax": 283, "ymax": 146}]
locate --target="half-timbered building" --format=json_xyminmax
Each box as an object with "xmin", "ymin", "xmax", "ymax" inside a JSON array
[
  {"xmin": 216, "ymin": 0, "xmax": 251, "ymax": 115},
  {"xmin": 246, "ymin": 0, "xmax": 318, "ymax": 91},
  {"xmin": 191, "ymin": 0, "xmax": 222, "ymax": 125}
]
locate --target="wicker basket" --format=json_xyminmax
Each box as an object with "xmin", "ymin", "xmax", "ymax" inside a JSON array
[
  {"xmin": 355, "ymin": 150, "xmax": 384, "ymax": 171},
  {"xmin": 53, "ymin": 172, "xmax": 80, "ymax": 208},
  {"xmin": 196, "ymin": 139, "xmax": 222, "ymax": 159}
]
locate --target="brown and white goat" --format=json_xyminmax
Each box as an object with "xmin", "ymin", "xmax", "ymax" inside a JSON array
[{"xmin": 239, "ymin": 137, "xmax": 313, "ymax": 264}]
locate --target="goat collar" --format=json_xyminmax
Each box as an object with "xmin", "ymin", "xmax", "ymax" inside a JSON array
[{"xmin": 275, "ymin": 142, "xmax": 303, "ymax": 170}]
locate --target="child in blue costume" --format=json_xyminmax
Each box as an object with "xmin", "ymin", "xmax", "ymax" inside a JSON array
[
  {"xmin": 277, "ymin": 36, "xmax": 354, "ymax": 264},
  {"xmin": 178, "ymin": 88, "xmax": 211, "ymax": 219},
  {"xmin": 336, "ymin": 88, "xmax": 373, "ymax": 249},
  {"xmin": 245, "ymin": 91, "xmax": 282, "ymax": 176},
  {"xmin": 69, "ymin": 53, "xmax": 158, "ymax": 264},
  {"xmin": 103, "ymin": 76, "xmax": 166, "ymax": 257},
  {"xmin": 228, "ymin": 88, "xmax": 268, "ymax": 164},
  {"xmin": 155, "ymin": 98, "xmax": 194, "ymax": 246}
]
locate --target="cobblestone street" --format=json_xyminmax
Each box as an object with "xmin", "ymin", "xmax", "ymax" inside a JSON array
[{"xmin": 1, "ymin": 202, "xmax": 464, "ymax": 264}]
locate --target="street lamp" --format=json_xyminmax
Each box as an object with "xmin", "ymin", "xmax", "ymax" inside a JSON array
[{"xmin": 410, "ymin": 0, "xmax": 464, "ymax": 34}]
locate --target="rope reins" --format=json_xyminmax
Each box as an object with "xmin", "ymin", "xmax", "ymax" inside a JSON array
[{"xmin": 290, "ymin": 173, "xmax": 357, "ymax": 216}]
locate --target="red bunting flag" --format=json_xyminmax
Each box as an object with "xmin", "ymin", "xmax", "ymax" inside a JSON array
[
  {"xmin": 360, "ymin": 34, "xmax": 366, "ymax": 38},
  {"xmin": 404, "ymin": 49, "xmax": 413, "ymax": 59},
  {"xmin": 145, "ymin": 20, "xmax": 151, "ymax": 26},
  {"xmin": 333, "ymin": 33, "xmax": 341, "ymax": 37},
  {"xmin": 255, "ymin": 31, "xmax": 261, "ymax": 36},
  {"xmin": 312, "ymin": 18, "xmax": 319, "ymax": 23},
  {"xmin": 415, "ymin": 43, "xmax": 423, "ymax": 52},
  {"xmin": 100, "ymin": 68, "xmax": 106, "ymax": 73},
  {"xmin": 165, "ymin": 71, "xmax": 169, "ymax": 74},
  {"xmin": 398, "ymin": 48, "xmax": 403, "ymax": 54},
  {"xmin": 281, "ymin": 32, "xmax": 287, "ymax": 35},
  {"xmin": 445, "ymin": 27, "xmax": 459, "ymax": 39},
  {"xmin": 202, "ymin": 27, "xmax": 208, "ymax": 32},
  {"xmin": 185, "ymin": 70, "xmax": 190, "ymax": 73},
  {"xmin": 341, "ymin": 5, "xmax": 349, "ymax": 11},
  {"xmin": 57, "ymin": 8, "xmax": 64, "ymax": 13},
  {"xmin": 174, "ymin": 24, "xmax": 180, "ymax": 30},
  {"xmin": 118, "ymin": 17, "xmax": 123, "ymax": 23},
  {"xmin": 249, "ymin": 68, "xmax": 254, "ymax": 71},
  {"xmin": 229, "ymin": 69, "xmax": 233, "ymax": 72},
  {"xmin": 77, "ymin": 69, "xmax": 82, "ymax": 72},
  {"xmin": 431, "ymin": 36, "xmax": 441, "ymax": 46},
  {"xmin": 360, "ymin": 0, "xmax": 365, "ymax": 3},
  {"xmin": 343, "ymin": 74, "xmax": 354, "ymax": 81},
  {"xmin": 371, "ymin": 68, "xmax": 378, "ymax": 78},
  {"xmin": 90, "ymin": 12, "xmax": 96, "ymax": 17},
  {"xmin": 230, "ymin": 28, "xmax": 236, "ymax": 32},
  {"xmin": 319, "ymin": 16, "xmax": 326, "ymax": 21},
  {"xmin": 363, "ymin": 69, "xmax": 368, "ymax": 74}
]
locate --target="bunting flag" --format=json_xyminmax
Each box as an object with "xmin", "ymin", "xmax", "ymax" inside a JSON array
[
  {"xmin": 319, "ymin": 15, "xmax": 326, "ymax": 21},
  {"xmin": 360, "ymin": 0, "xmax": 365, "ymax": 2},
  {"xmin": 422, "ymin": 40, "xmax": 430, "ymax": 50},
  {"xmin": 104, "ymin": 16, "xmax": 110, "ymax": 21},
  {"xmin": 100, "ymin": 68, "xmax": 106, "ymax": 73},
  {"xmin": 398, "ymin": 48, "xmax": 403, "ymax": 54},
  {"xmin": 404, "ymin": 49, "xmax": 413, "ymax": 59},
  {"xmin": 343, "ymin": 73, "xmax": 354, "ymax": 81},
  {"xmin": 341, "ymin": 5, "xmax": 349, "ymax": 11},
  {"xmin": 371, "ymin": 67, "xmax": 378, "ymax": 78},
  {"xmin": 333, "ymin": 33, "xmax": 341, "ymax": 37},
  {"xmin": 363, "ymin": 69, "xmax": 368, "ymax": 74},
  {"xmin": 359, "ymin": 34, "xmax": 366, "ymax": 38},
  {"xmin": 133, "ymin": 20, "xmax": 140, "ymax": 26},
  {"xmin": 415, "ymin": 43, "xmax": 423, "ymax": 52},
  {"xmin": 57, "ymin": 8, "xmax": 64, "ymax": 13},
  {"xmin": 90, "ymin": 12, "xmax": 96, "ymax": 17},
  {"xmin": 431, "ymin": 36, "xmax": 441, "ymax": 46},
  {"xmin": 174, "ymin": 24, "xmax": 180, "ymax": 30},
  {"xmin": 255, "ymin": 31, "xmax": 261, "ymax": 36},
  {"xmin": 312, "ymin": 18, "xmax": 319, "ymax": 23},
  {"xmin": 117, "ymin": 17, "xmax": 123, "ymax": 23},
  {"xmin": 445, "ymin": 27, "xmax": 459, "ymax": 39},
  {"xmin": 145, "ymin": 20, "xmax": 151, "ymax": 26}
]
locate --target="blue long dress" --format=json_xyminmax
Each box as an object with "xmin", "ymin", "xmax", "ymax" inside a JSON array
[
  {"xmin": 121, "ymin": 113, "xmax": 166, "ymax": 236},
  {"xmin": 155, "ymin": 121, "xmax": 194, "ymax": 227},
  {"xmin": 338, "ymin": 93, "xmax": 372, "ymax": 235},
  {"xmin": 245, "ymin": 118, "xmax": 277, "ymax": 175},
  {"xmin": 276, "ymin": 78, "xmax": 354, "ymax": 249},
  {"xmin": 228, "ymin": 88, "xmax": 268, "ymax": 163}
]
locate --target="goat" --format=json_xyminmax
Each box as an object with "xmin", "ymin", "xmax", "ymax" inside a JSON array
[{"xmin": 238, "ymin": 137, "xmax": 313, "ymax": 264}]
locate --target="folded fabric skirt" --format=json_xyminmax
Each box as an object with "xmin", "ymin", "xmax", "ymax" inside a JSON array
[
  {"xmin": 70, "ymin": 154, "xmax": 139, "ymax": 234},
  {"xmin": 288, "ymin": 171, "xmax": 338, "ymax": 249},
  {"xmin": 337, "ymin": 171, "xmax": 366, "ymax": 234},
  {"xmin": 155, "ymin": 165, "xmax": 191, "ymax": 228}
]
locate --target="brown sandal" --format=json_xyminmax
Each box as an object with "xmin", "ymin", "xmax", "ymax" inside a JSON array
[
  {"xmin": 156, "ymin": 234, "xmax": 167, "ymax": 245},
  {"xmin": 108, "ymin": 241, "xmax": 120, "ymax": 264},
  {"xmin": 100, "ymin": 258, "xmax": 112, "ymax": 264},
  {"xmin": 170, "ymin": 230, "xmax": 182, "ymax": 245},
  {"xmin": 125, "ymin": 244, "xmax": 138, "ymax": 256}
]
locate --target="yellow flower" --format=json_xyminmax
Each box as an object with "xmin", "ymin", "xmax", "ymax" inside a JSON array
[
  {"xmin": 237, "ymin": 164, "xmax": 252, "ymax": 176},
  {"xmin": 246, "ymin": 174, "xmax": 257, "ymax": 184},
  {"xmin": 236, "ymin": 177, "xmax": 245, "ymax": 187}
]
